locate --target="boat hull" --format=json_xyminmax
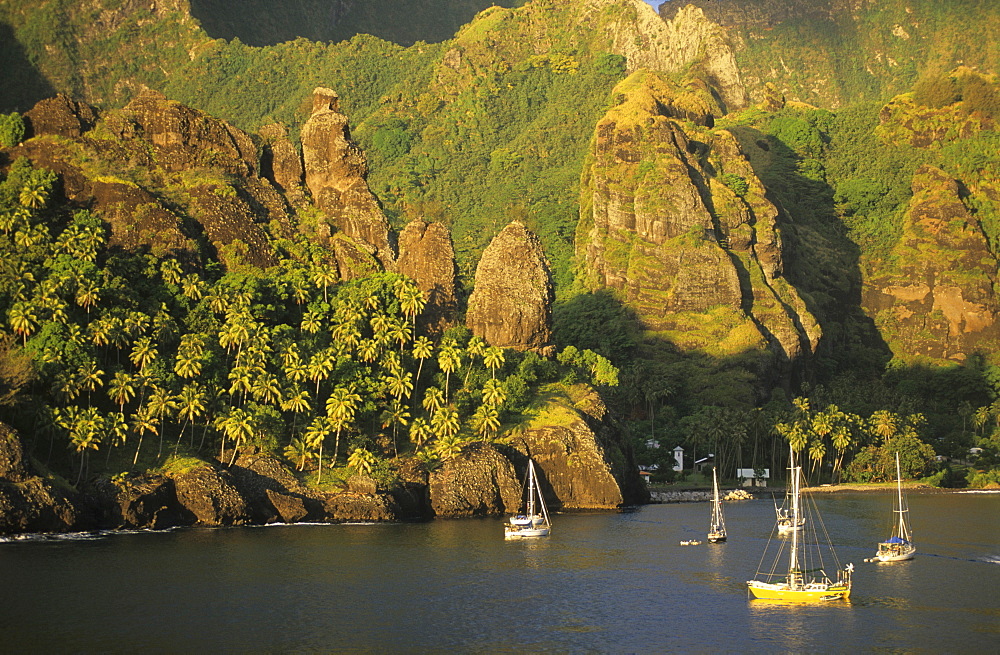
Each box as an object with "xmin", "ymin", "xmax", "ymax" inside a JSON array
[
  {"xmin": 504, "ymin": 526, "xmax": 550, "ymax": 539},
  {"xmin": 707, "ymin": 532, "xmax": 726, "ymax": 543},
  {"xmin": 875, "ymin": 544, "xmax": 916, "ymax": 562},
  {"xmin": 747, "ymin": 581, "xmax": 850, "ymax": 601}
]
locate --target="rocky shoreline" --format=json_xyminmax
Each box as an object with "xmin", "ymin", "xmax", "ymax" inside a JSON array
[
  {"xmin": 648, "ymin": 488, "xmax": 754, "ymax": 503},
  {"xmin": 0, "ymin": 403, "xmax": 650, "ymax": 536}
]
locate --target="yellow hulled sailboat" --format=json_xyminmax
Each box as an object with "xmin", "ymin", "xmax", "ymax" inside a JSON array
[{"xmin": 747, "ymin": 450, "xmax": 853, "ymax": 601}]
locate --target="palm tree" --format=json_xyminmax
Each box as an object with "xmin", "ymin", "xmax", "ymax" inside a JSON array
[
  {"xmin": 280, "ymin": 386, "xmax": 312, "ymax": 434},
  {"xmin": 384, "ymin": 370, "xmax": 414, "ymax": 403},
  {"xmin": 228, "ymin": 365, "xmax": 253, "ymax": 405},
  {"xmin": 78, "ymin": 360, "xmax": 104, "ymax": 406},
  {"xmin": 19, "ymin": 179, "xmax": 48, "ymax": 209},
  {"xmin": 422, "ymin": 386, "xmax": 445, "ymax": 416},
  {"xmin": 181, "ymin": 274, "xmax": 205, "ymax": 301},
  {"xmin": 434, "ymin": 433, "xmax": 463, "ymax": 461},
  {"xmin": 312, "ymin": 264, "xmax": 337, "ymax": 303},
  {"xmin": 175, "ymin": 383, "xmax": 206, "ymax": 452},
  {"xmin": 388, "ymin": 318, "xmax": 412, "ymax": 354},
  {"xmin": 483, "ymin": 346, "xmax": 505, "ymax": 379},
  {"xmin": 284, "ymin": 436, "xmax": 313, "ymax": 471},
  {"xmin": 411, "ymin": 336, "xmax": 433, "ymax": 389},
  {"xmin": 107, "ymin": 370, "xmax": 136, "ymax": 414},
  {"xmin": 147, "ymin": 385, "xmax": 177, "ymax": 458},
  {"xmin": 472, "ymin": 404, "xmax": 500, "ymax": 441},
  {"xmin": 870, "ymin": 410, "xmax": 898, "ymax": 442},
  {"xmin": 437, "ymin": 343, "xmax": 461, "ymax": 403},
  {"xmin": 75, "ymin": 279, "xmax": 101, "ymax": 314},
  {"xmin": 358, "ymin": 338, "xmax": 379, "ymax": 363},
  {"xmin": 482, "ymin": 378, "xmax": 506, "ymax": 407},
  {"xmin": 380, "ymin": 401, "xmax": 411, "ymax": 457},
  {"xmin": 308, "ymin": 350, "xmax": 335, "ymax": 396},
  {"xmin": 130, "ymin": 337, "xmax": 158, "ymax": 373},
  {"xmin": 105, "ymin": 411, "xmax": 128, "ymax": 464},
  {"xmin": 174, "ymin": 351, "xmax": 203, "ymax": 379},
  {"xmin": 370, "ymin": 313, "xmax": 392, "ymax": 347},
  {"xmin": 305, "ymin": 415, "xmax": 332, "ymax": 483},
  {"xmin": 215, "ymin": 407, "xmax": 254, "ymax": 465},
  {"xmin": 409, "ymin": 417, "xmax": 431, "ymax": 450},
  {"xmin": 130, "ymin": 405, "xmax": 158, "ymax": 466},
  {"xmin": 300, "ymin": 310, "xmax": 323, "ymax": 334},
  {"xmin": 347, "ymin": 447, "xmax": 377, "ymax": 476},
  {"xmin": 160, "ymin": 258, "xmax": 183, "ymax": 286},
  {"xmin": 8, "ymin": 302, "xmax": 38, "ymax": 345},
  {"xmin": 250, "ymin": 372, "xmax": 282, "ymax": 406},
  {"xmin": 397, "ymin": 280, "xmax": 425, "ymax": 330},
  {"xmin": 431, "ymin": 406, "xmax": 460, "ymax": 442},
  {"xmin": 325, "ymin": 386, "xmax": 361, "ymax": 472},
  {"xmin": 463, "ymin": 336, "xmax": 485, "ymax": 384},
  {"xmin": 69, "ymin": 408, "xmax": 103, "ymax": 484}
]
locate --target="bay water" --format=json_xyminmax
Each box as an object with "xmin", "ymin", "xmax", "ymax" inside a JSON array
[{"xmin": 1, "ymin": 492, "xmax": 997, "ymax": 652}]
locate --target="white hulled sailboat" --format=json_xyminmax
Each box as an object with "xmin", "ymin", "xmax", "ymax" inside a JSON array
[
  {"xmin": 874, "ymin": 452, "xmax": 915, "ymax": 562},
  {"xmin": 708, "ymin": 467, "xmax": 727, "ymax": 543},
  {"xmin": 505, "ymin": 459, "xmax": 551, "ymax": 539}
]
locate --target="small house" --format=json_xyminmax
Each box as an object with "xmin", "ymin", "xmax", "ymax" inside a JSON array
[{"xmin": 737, "ymin": 468, "xmax": 770, "ymax": 488}]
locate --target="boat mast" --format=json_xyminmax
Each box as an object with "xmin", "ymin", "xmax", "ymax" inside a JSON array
[
  {"xmin": 895, "ymin": 452, "xmax": 909, "ymax": 541},
  {"xmin": 712, "ymin": 467, "xmax": 721, "ymax": 530},
  {"xmin": 789, "ymin": 449, "xmax": 801, "ymax": 588},
  {"xmin": 527, "ymin": 460, "xmax": 536, "ymax": 517}
]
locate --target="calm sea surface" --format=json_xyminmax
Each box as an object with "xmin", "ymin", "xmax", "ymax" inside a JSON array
[{"xmin": 1, "ymin": 492, "xmax": 997, "ymax": 653}]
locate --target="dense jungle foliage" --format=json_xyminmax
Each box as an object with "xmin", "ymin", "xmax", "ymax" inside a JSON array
[
  {"xmin": 0, "ymin": 152, "xmax": 619, "ymax": 488},
  {"xmin": 1, "ymin": 0, "xmax": 999, "ymax": 488}
]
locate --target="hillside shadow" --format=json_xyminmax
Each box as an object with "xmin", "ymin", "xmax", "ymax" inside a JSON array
[
  {"xmin": 189, "ymin": 0, "xmax": 520, "ymax": 47},
  {"xmin": 0, "ymin": 22, "xmax": 56, "ymax": 113},
  {"xmin": 726, "ymin": 125, "xmax": 892, "ymax": 380}
]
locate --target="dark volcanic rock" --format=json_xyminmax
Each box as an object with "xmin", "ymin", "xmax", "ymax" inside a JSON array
[
  {"xmin": 112, "ymin": 87, "xmax": 258, "ymax": 178},
  {"xmin": 24, "ymin": 93, "xmax": 97, "ymax": 139},
  {"xmin": 322, "ymin": 492, "xmax": 403, "ymax": 521},
  {"xmin": 300, "ymin": 86, "xmax": 395, "ymax": 267},
  {"xmin": 94, "ymin": 474, "xmax": 194, "ymax": 530},
  {"xmin": 428, "ymin": 442, "xmax": 521, "ymax": 517},
  {"xmin": 466, "ymin": 221, "xmax": 555, "ymax": 353},
  {"xmin": 259, "ymin": 122, "xmax": 306, "ymax": 203},
  {"xmin": 170, "ymin": 463, "xmax": 251, "ymax": 526},
  {"xmin": 397, "ymin": 220, "xmax": 459, "ymax": 334},
  {"xmin": 0, "ymin": 424, "xmax": 94, "ymax": 534},
  {"xmin": 506, "ymin": 384, "xmax": 648, "ymax": 510}
]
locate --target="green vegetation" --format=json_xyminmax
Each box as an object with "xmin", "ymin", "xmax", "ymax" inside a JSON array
[
  {"xmin": 0, "ymin": 156, "xmax": 616, "ymax": 488},
  {"xmin": 1, "ymin": 0, "xmax": 999, "ymax": 488}
]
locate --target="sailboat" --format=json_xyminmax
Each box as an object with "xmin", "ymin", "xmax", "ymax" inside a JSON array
[
  {"xmin": 505, "ymin": 459, "xmax": 551, "ymax": 539},
  {"xmin": 747, "ymin": 453, "xmax": 853, "ymax": 601},
  {"xmin": 874, "ymin": 452, "xmax": 915, "ymax": 562},
  {"xmin": 775, "ymin": 448, "xmax": 804, "ymax": 534},
  {"xmin": 708, "ymin": 467, "xmax": 727, "ymax": 543}
]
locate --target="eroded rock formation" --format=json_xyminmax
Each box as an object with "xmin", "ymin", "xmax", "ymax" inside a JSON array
[
  {"xmin": 396, "ymin": 220, "xmax": 459, "ymax": 334},
  {"xmin": 863, "ymin": 165, "xmax": 1000, "ymax": 361},
  {"xmin": 23, "ymin": 93, "xmax": 97, "ymax": 139},
  {"xmin": 577, "ymin": 69, "xmax": 819, "ymax": 373},
  {"xmin": 259, "ymin": 122, "xmax": 308, "ymax": 205},
  {"xmin": 300, "ymin": 87, "xmax": 395, "ymax": 267},
  {"xmin": 505, "ymin": 384, "xmax": 648, "ymax": 510},
  {"xmin": 4, "ymin": 92, "xmax": 291, "ymax": 269},
  {"xmin": 428, "ymin": 442, "xmax": 521, "ymax": 517},
  {"xmin": 0, "ymin": 424, "xmax": 94, "ymax": 534},
  {"xmin": 466, "ymin": 221, "xmax": 555, "ymax": 353}
]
